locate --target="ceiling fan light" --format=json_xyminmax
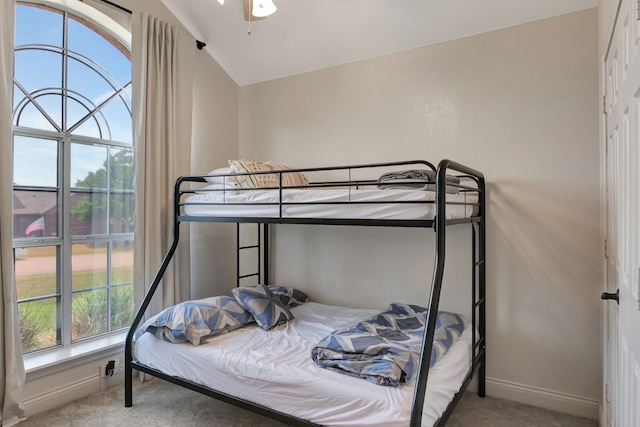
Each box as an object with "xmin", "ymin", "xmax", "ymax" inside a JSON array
[
  {"xmin": 252, "ymin": 0, "xmax": 276, "ymax": 18},
  {"xmin": 217, "ymin": 0, "xmax": 224, "ymax": 4}
]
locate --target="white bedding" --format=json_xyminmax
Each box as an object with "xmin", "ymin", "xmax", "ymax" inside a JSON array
[
  {"xmin": 183, "ymin": 187, "xmax": 476, "ymax": 220},
  {"xmin": 134, "ymin": 302, "xmax": 473, "ymax": 426}
]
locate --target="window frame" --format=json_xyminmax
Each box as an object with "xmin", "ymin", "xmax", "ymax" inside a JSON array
[{"xmin": 13, "ymin": 0, "xmax": 133, "ymax": 355}]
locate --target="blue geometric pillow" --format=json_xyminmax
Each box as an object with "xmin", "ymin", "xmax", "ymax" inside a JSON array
[
  {"xmin": 137, "ymin": 296, "xmax": 254, "ymax": 345},
  {"xmin": 232, "ymin": 284, "xmax": 294, "ymax": 330},
  {"xmin": 267, "ymin": 285, "xmax": 309, "ymax": 308}
]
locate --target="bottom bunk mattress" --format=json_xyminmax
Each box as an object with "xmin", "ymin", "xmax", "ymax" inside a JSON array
[{"xmin": 133, "ymin": 302, "xmax": 473, "ymax": 427}]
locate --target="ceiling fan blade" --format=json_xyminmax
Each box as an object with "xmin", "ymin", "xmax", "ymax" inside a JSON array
[{"xmin": 243, "ymin": 0, "xmax": 267, "ymax": 21}]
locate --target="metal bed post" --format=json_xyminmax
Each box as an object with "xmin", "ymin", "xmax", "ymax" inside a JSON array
[
  {"xmin": 472, "ymin": 223, "xmax": 477, "ymax": 366},
  {"xmin": 410, "ymin": 159, "xmax": 485, "ymax": 426},
  {"xmin": 125, "ymin": 177, "xmax": 185, "ymax": 407},
  {"xmin": 478, "ymin": 179, "xmax": 487, "ymax": 397},
  {"xmin": 258, "ymin": 225, "xmax": 261, "ymax": 284},
  {"xmin": 236, "ymin": 224, "xmax": 240, "ymax": 286},
  {"xmin": 409, "ymin": 165, "xmax": 448, "ymax": 427},
  {"xmin": 263, "ymin": 223, "xmax": 269, "ymax": 285}
]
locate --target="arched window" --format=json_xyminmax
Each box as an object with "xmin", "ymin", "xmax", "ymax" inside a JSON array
[{"xmin": 12, "ymin": 1, "xmax": 133, "ymax": 353}]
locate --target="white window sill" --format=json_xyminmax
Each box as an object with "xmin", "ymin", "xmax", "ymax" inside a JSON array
[{"xmin": 24, "ymin": 331, "xmax": 128, "ymax": 380}]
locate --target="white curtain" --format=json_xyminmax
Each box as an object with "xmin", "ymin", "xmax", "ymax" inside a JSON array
[
  {"xmin": 0, "ymin": 1, "xmax": 26, "ymax": 426},
  {"xmin": 132, "ymin": 13, "xmax": 194, "ymax": 316}
]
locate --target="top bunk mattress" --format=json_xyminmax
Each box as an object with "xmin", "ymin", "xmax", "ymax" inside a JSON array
[{"xmin": 182, "ymin": 187, "xmax": 477, "ymax": 221}]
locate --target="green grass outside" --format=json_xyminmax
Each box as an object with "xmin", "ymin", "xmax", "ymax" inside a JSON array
[
  {"xmin": 16, "ymin": 266, "xmax": 133, "ymax": 299},
  {"xmin": 17, "ymin": 266, "xmax": 134, "ymax": 353},
  {"xmin": 17, "ymin": 242, "xmax": 133, "ymax": 258}
]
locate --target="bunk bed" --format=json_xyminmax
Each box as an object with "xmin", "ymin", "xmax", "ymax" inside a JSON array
[{"xmin": 124, "ymin": 159, "xmax": 486, "ymax": 427}]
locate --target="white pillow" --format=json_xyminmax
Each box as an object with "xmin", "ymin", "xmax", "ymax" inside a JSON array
[
  {"xmin": 204, "ymin": 167, "xmax": 236, "ymax": 186},
  {"xmin": 227, "ymin": 159, "xmax": 309, "ymax": 188}
]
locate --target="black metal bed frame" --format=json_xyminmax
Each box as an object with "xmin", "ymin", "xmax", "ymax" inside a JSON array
[{"xmin": 124, "ymin": 159, "xmax": 486, "ymax": 426}]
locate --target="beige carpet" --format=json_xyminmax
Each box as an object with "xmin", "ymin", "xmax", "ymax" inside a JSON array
[{"xmin": 19, "ymin": 378, "xmax": 598, "ymax": 427}]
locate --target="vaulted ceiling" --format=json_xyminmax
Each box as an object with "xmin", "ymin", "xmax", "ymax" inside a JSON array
[{"xmin": 161, "ymin": 0, "xmax": 598, "ymax": 86}]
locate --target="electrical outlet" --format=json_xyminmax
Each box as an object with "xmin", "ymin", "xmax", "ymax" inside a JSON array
[
  {"xmin": 104, "ymin": 359, "xmax": 120, "ymax": 377},
  {"xmin": 99, "ymin": 360, "xmax": 121, "ymax": 379}
]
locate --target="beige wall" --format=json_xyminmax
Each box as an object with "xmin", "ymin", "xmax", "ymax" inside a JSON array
[{"xmin": 238, "ymin": 9, "xmax": 601, "ymax": 415}]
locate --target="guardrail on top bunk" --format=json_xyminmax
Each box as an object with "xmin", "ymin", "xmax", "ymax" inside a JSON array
[{"xmin": 175, "ymin": 159, "xmax": 481, "ymax": 228}]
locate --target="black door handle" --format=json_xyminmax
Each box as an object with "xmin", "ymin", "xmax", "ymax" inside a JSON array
[{"xmin": 601, "ymin": 289, "xmax": 619, "ymax": 304}]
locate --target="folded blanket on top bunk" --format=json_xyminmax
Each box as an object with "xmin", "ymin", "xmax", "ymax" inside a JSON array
[
  {"xmin": 311, "ymin": 303, "xmax": 465, "ymax": 386},
  {"xmin": 377, "ymin": 169, "xmax": 461, "ymax": 194}
]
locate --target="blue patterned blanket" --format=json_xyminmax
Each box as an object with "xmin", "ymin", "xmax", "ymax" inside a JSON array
[{"xmin": 311, "ymin": 303, "xmax": 465, "ymax": 386}]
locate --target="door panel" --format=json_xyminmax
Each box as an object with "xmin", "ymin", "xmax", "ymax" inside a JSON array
[{"xmin": 603, "ymin": 0, "xmax": 640, "ymax": 426}]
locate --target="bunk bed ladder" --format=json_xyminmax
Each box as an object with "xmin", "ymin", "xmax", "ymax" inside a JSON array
[
  {"xmin": 236, "ymin": 223, "xmax": 269, "ymax": 286},
  {"xmin": 472, "ymin": 220, "xmax": 487, "ymax": 397}
]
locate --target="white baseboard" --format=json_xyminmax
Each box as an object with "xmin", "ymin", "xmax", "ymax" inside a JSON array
[
  {"xmin": 23, "ymin": 372, "xmax": 124, "ymax": 418},
  {"xmin": 22, "ymin": 337, "xmax": 126, "ymax": 418},
  {"xmin": 486, "ymin": 377, "xmax": 600, "ymax": 420},
  {"xmin": 23, "ymin": 375, "xmax": 100, "ymax": 417}
]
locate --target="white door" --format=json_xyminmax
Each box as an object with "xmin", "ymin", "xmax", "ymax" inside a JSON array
[{"xmin": 603, "ymin": 0, "xmax": 640, "ymax": 425}]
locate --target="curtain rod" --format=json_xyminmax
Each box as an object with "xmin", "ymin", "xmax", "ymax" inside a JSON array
[{"xmin": 96, "ymin": 0, "xmax": 207, "ymax": 50}]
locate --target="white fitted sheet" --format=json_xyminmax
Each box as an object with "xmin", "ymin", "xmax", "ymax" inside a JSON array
[
  {"xmin": 183, "ymin": 187, "xmax": 476, "ymax": 220},
  {"xmin": 134, "ymin": 302, "xmax": 473, "ymax": 426}
]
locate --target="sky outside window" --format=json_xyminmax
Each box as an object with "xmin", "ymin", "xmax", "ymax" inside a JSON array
[{"xmin": 13, "ymin": 3, "xmax": 131, "ymax": 187}]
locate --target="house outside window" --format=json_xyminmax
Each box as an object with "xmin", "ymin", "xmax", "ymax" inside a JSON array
[{"xmin": 12, "ymin": 1, "xmax": 133, "ymax": 353}]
